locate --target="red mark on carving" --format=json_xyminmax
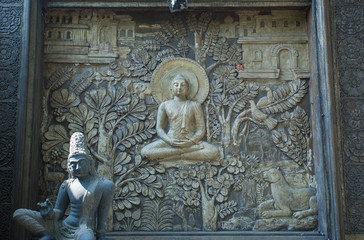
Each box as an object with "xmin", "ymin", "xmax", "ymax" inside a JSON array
[{"xmin": 236, "ymin": 64, "xmax": 244, "ymax": 71}]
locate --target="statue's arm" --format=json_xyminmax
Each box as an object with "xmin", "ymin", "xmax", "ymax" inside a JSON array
[
  {"xmin": 96, "ymin": 180, "xmax": 115, "ymax": 239},
  {"xmin": 190, "ymin": 103, "xmax": 206, "ymax": 143},
  {"xmin": 53, "ymin": 181, "xmax": 70, "ymax": 220},
  {"xmin": 39, "ymin": 181, "xmax": 69, "ymax": 220},
  {"xmin": 156, "ymin": 102, "xmax": 171, "ymax": 144}
]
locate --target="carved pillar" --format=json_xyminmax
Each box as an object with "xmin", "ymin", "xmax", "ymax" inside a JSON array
[
  {"xmin": 0, "ymin": 0, "xmax": 23, "ymax": 239},
  {"xmin": 332, "ymin": 0, "xmax": 364, "ymax": 237},
  {"xmin": 8, "ymin": 0, "xmax": 44, "ymax": 239}
]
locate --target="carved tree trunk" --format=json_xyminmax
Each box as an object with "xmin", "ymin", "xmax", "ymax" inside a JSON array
[
  {"xmin": 194, "ymin": 33, "xmax": 206, "ymax": 68},
  {"xmin": 96, "ymin": 128, "xmax": 114, "ymax": 231},
  {"xmin": 221, "ymin": 120, "xmax": 231, "ymax": 149},
  {"xmin": 97, "ymin": 128, "xmax": 113, "ymax": 181},
  {"xmin": 200, "ymin": 184, "xmax": 218, "ymax": 231}
]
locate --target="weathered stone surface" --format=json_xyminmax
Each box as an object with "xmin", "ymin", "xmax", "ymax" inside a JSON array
[{"xmin": 253, "ymin": 216, "xmax": 318, "ymax": 231}]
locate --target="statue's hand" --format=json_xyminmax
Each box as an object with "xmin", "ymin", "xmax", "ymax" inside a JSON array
[
  {"xmin": 171, "ymin": 139, "xmax": 194, "ymax": 148},
  {"xmin": 37, "ymin": 199, "xmax": 54, "ymax": 219}
]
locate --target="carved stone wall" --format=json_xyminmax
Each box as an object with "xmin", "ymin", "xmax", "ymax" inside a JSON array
[
  {"xmin": 41, "ymin": 9, "xmax": 318, "ymax": 234},
  {"xmin": 334, "ymin": 0, "xmax": 364, "ymax": 235},
  {"xmin": 0, "ymin": 0, "xmax": 22, "ymax": 239}
]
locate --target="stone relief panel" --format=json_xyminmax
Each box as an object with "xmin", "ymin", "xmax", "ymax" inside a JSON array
[{"xmin": 41, "ymin": 9, "xmax": 316, "ymax": 232}]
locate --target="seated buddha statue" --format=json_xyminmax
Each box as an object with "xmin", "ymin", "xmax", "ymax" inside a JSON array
[{"xmin": 141, "ymin": 74, "xmax": 219, "ymax": 162}]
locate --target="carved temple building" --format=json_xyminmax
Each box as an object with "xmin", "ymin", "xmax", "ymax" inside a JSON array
[{"xmin": 0, "ymin": 0, "xmax": 363, "ymax": 239}]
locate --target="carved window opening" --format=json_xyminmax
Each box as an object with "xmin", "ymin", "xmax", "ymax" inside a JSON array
[
  {"xmin": 284, "ymin": 21, "xmax": 288, "ymax": 27},
  {"xmin": 272, "ymin": 21, "xmax": 276, "ymax": 27},
  {"xmin": 120, "ymin": 29, "xmax": 126, "ymax": 37},
  {"xmin": 260, "ymin": 21, "xmax": 265, "ymax": 28},
  {"xmin": 66, "ymin": 31, "xmax": 71, "ymax": 40},
  {"xmin": 127, "ymin": 29, "xmax": 133, "ymax": 38}
]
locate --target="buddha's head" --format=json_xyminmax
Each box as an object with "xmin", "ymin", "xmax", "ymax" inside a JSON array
[{"xmin": 170, "ymin": 74, "xmax": 190, "ymax": 98}]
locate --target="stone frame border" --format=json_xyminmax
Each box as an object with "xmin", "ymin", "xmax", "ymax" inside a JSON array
[{"xmin": 13, "ymin": 1, "xmax": 344, "ymax": 239}]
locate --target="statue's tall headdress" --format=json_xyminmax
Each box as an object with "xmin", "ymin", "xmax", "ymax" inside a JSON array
[
  {"xmin": 68, "ymin": 132, "xmax": 91, "ymax": 160},
  {"xmin": 67, "ymin": 132, "xmax": 97, "ymax": 177}
]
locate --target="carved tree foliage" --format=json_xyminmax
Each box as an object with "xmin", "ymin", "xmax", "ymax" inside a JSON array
[{"xmin": 41, "ymin": 10, "xmax": 314, "ymax": 232}]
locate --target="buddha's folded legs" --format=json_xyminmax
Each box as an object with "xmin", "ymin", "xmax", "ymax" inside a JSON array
[
  {"xmin": 180, "ymin": 142, "xmax": 219, "ymax": 161},
  {"xmin": 142, "ymin": 139, "xmax": 219, "ymax": 162}
]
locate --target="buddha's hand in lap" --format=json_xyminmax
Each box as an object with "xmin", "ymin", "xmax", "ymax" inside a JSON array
[{"xmin": 167, "ymin": 139, "xmax": 194, "ymax": 148}]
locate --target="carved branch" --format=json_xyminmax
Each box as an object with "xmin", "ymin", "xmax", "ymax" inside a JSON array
[
  {"xmin": 115, "ymin": 177, "xmax": 137, "ymax": 188},
  {"xmin": 89, "ymin": 146, "xmax": 108, "ymax": 164},
  {"xmin": 115, "ymin": 161, "xmax": 144, "ymax": 187}
]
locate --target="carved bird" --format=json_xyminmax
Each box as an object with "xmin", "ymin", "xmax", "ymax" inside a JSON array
[
  {"xmin": 249, "ymin": 99, "xmax": 277, "ymax": 130},
  {"xmin": 257, "ymin": 86, "xmax": 274, "ymax": 108}
]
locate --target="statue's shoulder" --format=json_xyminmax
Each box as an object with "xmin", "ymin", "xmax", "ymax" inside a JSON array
[
  {"xmin": 97, "ymin": 177, "xmax": 115, "ymax": 193},
  {"xmin": 63, "ymin": 179, "xmax": 73, "ymax": 188}
]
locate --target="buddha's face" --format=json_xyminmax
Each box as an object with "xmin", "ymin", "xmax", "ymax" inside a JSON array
[
  {"xmin": 68, "ymin": 155, "xmax": 91, "ymax": 178},
  {"xmin": 170, "ymin": 78, "xmax": 189, "ymax": 98}
]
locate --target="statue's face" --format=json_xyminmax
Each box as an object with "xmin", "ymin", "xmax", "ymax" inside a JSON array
[
  {"xmin": 170, "ymin": 78, "xmax": 189, "ymax": 98},
  {"xmin": 68, "ymin": 155, "xmax": 91, "ymax": 178}
]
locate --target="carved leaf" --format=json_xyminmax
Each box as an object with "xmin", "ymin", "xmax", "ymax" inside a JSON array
[
  {"xmin": 114, "ymin": 152, "xmax": 132, "ymax": 175},
  {"xmin": 42, "ymin": 125, "xmax": 69, "ymax": 151},
  {"xmin": 232, "ymin": 82, "xmax": 259, "ymax": 113},
  {"xmin": 260, "ymin": 80, "xmax": 308, "ymax": 114},
  {"xmin": 115, "ymin": 192, "xmax": 140, "ymax": 211},
  {"xmin": 156, "ymin": 49, "xmax": 175, "ymax": 62},
  {"xmin": 108, "ymin": 85, "xmax": 130, "ymax": 106},
  {"xmin": 217, "ymin": 200, "xmax": 238, "ymax": 219},
  {"xmin": 213, "ymin": 37, "xmax": 229, "ymax": 61},
  {"xmin": 134, "ymin": 170, "xmax": 163, "ymax": 199},
  {"xmin": 130, "ymin": 50, "xmax": 156, "ymax": 82},
  {"xmin": 69, "ymin": 71, "xmax": 94, "ymax": 95},
  {"xmin": 226, "ymin": 43, "xmax": 242, "ymax": 65},
  {"xmin": 294, "ymin": 106, "xmax": 311, "ymax": 136},
  {"xmin": 198, "ymin": 12, "xmax": 212, "ymax": 34},
  {"xmin": 172, "ymin": 16, "xmax": 187, "ymax": 39},
  {"xmin": 213, "ymin": 65, "xmax": 237, "ymax": 86},
  {"xmin": 201, "ymin": 21, "xmax": 220, "ymax": 57},
  {"xmin": 187, "ymin": 13, "xmax": 198, "ymax": 33},
  {"xmin": 154, "ymin": 32, "xmax": 169, "ymax": 45},
  {"xmin": 46, "ymin": 66, "xmax": 73, "ymax": 90},
  {"xmin": 50, "ymin": 89, "xmax": 80, "ymax": 109},
  {"xmin": 140, "ymin": 199, "xmax": 174, "ymax": 231},
  {"xmin": 85, "ymin": 88, "xmax": 112, "ymax": 116},
  {"xmin": 177, "ymin": 40, "xmax": 190, "ymax": 57},
  {"xmin": 161, "ymin": 20, "xmax": 177, "ymax": 38},
  {"xmin": 67, "ymin": 103, "xmax": 96, "ymax": 135},
  {"xmin": 272, "ymin": 130, "xmax": 302, "ymax": 164},
  {"xmin": 116, "ymin": 120, "xmax": 156, "ymax": 151},
  {"xmin": 127, "ymin": 95, "xmax": 148, "ymax": 121},
  {"xmin": 141, "ymin": 40, "xmax": 162, "ymax": 51}
]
